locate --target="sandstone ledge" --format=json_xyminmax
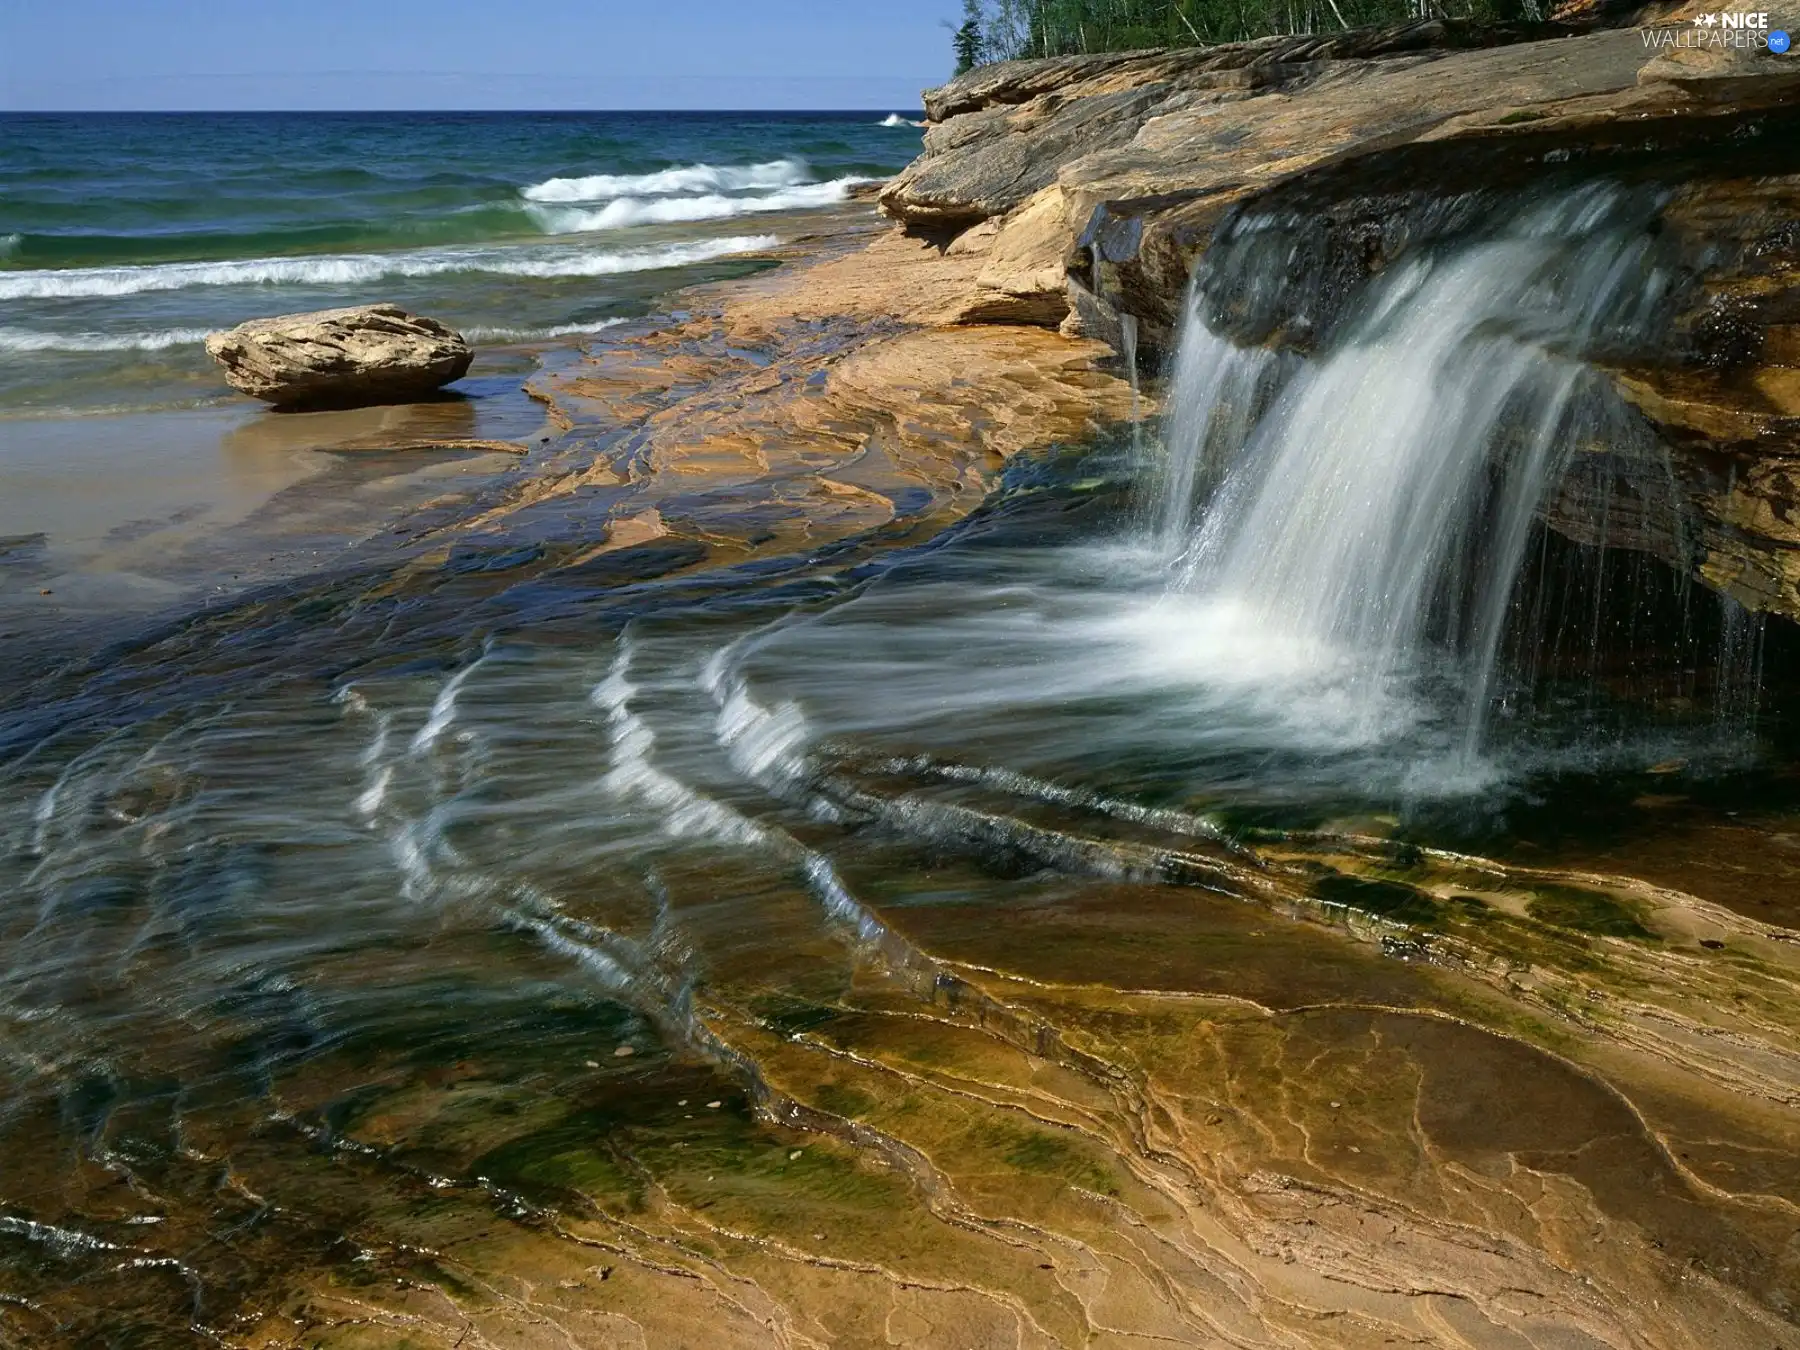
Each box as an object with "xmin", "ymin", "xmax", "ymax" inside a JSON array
[
  {"xmin": 865, "ymin": 15, "xmax": 1800, "ymax": 621},
  {"xmin": 446, "ymin": 222, "xmax": 1140, "ymax": 571},
  {"xmin": 425, "ymin": 18, "xmax": 1800, "ymax": 622}
]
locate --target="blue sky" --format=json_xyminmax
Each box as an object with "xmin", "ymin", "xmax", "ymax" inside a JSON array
[{"xmin": 0, "ymin": 1, "xmax": 955, "ymax": 110}]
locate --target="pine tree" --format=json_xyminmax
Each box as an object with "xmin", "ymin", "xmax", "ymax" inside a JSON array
[{"xmin": 952, "ymin": 0, "xmax": 987, "ymax": 73}]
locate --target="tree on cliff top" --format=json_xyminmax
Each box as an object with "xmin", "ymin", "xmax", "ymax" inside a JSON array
[
  {"xmin": 952, "ymin": 0, "xmax": 988, "ymax": 73},
  {"xmin": 952, "ymin": 0, "xmax": 1537, "ymax": 67}
]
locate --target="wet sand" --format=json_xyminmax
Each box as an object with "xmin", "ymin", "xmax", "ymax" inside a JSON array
[{"xmin": 0, "ymin": 361, "xmax": 547, "ymax": 664}]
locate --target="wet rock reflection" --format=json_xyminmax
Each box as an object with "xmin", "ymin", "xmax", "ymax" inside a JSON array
[{"xmin": 0, "ymin": 439, "xmax": 1798, "ymax": 1346}]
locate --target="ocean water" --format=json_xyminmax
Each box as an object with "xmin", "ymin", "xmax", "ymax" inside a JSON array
[{"xmin": 0, "ymin": 111, "xmax": 923, "ymax": 416}]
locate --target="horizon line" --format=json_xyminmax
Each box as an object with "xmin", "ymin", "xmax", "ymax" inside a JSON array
[{"xmin": 0, "ymin": 107, "xmax": 929, "ymax": 115}]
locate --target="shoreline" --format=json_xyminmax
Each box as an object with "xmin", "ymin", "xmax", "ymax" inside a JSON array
[
  {"xmin": 0, "ymin": 196, "xmax": 1140, "ymax": 678},
  {"xmin": 0, "ymin": 359, "xmax": 545, "ymax": 667}
]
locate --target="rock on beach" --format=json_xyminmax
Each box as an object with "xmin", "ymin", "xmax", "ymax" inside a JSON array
[{"xmin": 205, "ymin": 303, "xmax": 473, "ymax": 410}]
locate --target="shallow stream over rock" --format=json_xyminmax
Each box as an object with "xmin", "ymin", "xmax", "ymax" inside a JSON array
[{"xmin": 3, "ymin": 193, "xmax": 1800, "ymax": 1348}]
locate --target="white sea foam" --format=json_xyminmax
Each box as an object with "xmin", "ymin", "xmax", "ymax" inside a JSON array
[
  {"xmin": 878, "ymin": 114, "xmax": 918, "ymax": 127},
  {"xmin": 528, "ymin": 180, "xmax": 867, "ymax": 234},
  {"xmin": 477, "ymin": 235, "xmax": 778, "ymax": 274},
  {"xmin": 0, "ymin": 326, "xmax": 213, "ymax": 353},
  {"xmin": 0, "ymin": 233, "xmax": 21, "ymax": 258},
  {"xmin": 0, "ymin": 235, "xmax": 780, "ymax": 301},
  {"xmin": 522, "ymin": 157, "xmax": 810, "ymax": 203}
]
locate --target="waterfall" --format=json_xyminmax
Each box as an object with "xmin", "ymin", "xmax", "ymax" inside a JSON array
[
  {"xmin": 1156, "ymin": 188, "xmax": 1672, "ymax": 753},
  {"xmin": 1120, "ymin": 310, "xmax": 1142, "ymax": 460},
  {"xmin": 1154, "ymin": 300, "xmax": 1279, "ymax": 551}
]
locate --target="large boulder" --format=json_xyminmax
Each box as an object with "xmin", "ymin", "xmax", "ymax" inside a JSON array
[{"xmin": 205, "ymin": 304, "xmax": 473, "ymax": 409}]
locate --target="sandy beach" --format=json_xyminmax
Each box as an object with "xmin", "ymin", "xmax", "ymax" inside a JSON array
[{"xmin": 0, "ymin": 354, "xmax": 545, "ymax": 660}]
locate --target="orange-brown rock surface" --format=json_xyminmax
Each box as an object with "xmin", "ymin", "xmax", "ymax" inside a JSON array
[{"xmin": 443, "ymin": 221, "xmax": 1141, "ymax": 574}]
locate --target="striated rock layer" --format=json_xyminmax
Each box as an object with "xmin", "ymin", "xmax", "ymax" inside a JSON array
[{"xmin": 430, "ymin": 221, "xmax": 1142, "ymax": 575}]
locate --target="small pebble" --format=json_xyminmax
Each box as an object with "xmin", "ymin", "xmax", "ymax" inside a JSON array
[
  {"xmin": 1349, "ymin": 1146, "xmax": 1361, "ymax": 1153},
  {"xmin": 677, "ymin": 1099, "xmax": 688, "ymax": 1106},
  {"xmin": 584, "ymin": 1060, "xmax": 600, "ymax": 1069},
  {"xmin": 613, "ymin": 1045, "xmax": 635, "ymax": 1058},
  {"xmin": 1330, "ymin": 1101, "xmax": 1341, "ymax": 1108},
  {"xmin": 789, "ymin": 1149, "xmax": 803, "ymax": 1161},
  {"xmin": 706, "ymin": 1100, "xmax": 722, "ymax": 1109}
]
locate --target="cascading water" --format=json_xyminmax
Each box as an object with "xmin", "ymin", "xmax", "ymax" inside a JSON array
[
  {"xmin": 671, "ymin": 187, "xmax": 1745, "ymax": 816},
  {"xmin": 1154, "ymin": 301, "xmax": 1280, "ymax": 549},
  {"xmin": 1156, "ymin": 187, "xmax": 1676, "ymax": 754}
]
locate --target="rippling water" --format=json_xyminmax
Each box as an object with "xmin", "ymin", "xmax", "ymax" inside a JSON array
[
  {"xmin": 2, "ymin": 413, "xmax": 1798, "ymax": 1337},
  {"xmin": 5, "ymin": 126, "xmax": 1800, "ymax": 1336},
  {"xmin": 0, "ymin": 111, "xmax": 922, "ymax": 415}
]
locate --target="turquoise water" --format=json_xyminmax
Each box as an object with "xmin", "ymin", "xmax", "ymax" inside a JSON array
[{"xmin": 0, "ymin": 111, "xmax": 923, "ymax": 414}]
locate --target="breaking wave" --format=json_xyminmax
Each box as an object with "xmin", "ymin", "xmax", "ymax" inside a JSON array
[
  {"xmin": 528, "ymin": 180, "xmax": 867, "ymax": 234},
  {"xmin": 522, "ymin": 157, "xmax": 811, "ymax": 203},
  {"xmin": 0, "ymin": 325, "xmax": 213, "ymax": 353},
  {"xmin": 0, "ymin": 235, "xmax": 780, "ymax": 300}
]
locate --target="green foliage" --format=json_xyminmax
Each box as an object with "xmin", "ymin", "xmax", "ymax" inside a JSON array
[
  {"xmin": 953, "ymin": 0, "xmax": 988, "ymax": 73},
  {"xmin": 955, "ymin": 0, "xmax": 1542, "ymax": 67}
]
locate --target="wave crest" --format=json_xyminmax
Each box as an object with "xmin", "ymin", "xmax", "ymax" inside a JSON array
[
  {"xmin": 530, "ymin": 180, "xmax": 867, "ymax": 234},
  {"xmin": 523, "ymin": 158, "xmax": 810, "ymax": 204},
  {"xmin": 0, "ymin": 326, "xmax": 213, "ymax": 353},
  {"xmin": 0, "ymin": 317, "xmax": 629, "ymax": 355},
  {"xmin": 0, "ymin": 235, "xmax": 779, "ymax": 301},
  {"xmin": 462, "ymin": 318, "xmax": 627, "ymax": 342}
]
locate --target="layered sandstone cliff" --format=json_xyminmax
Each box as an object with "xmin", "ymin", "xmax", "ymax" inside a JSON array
[{"xmin": 878, "ymin": 11, "xmax": 1800, "ymax": 618}]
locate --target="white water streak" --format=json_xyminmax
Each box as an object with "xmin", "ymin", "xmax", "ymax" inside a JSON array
[
  {"xmin": 523, "ymin": 158, "xmax": 810, "ymax": 203},
  {"xmin": 528, "ymin": 180, "xmax": 866, "ymax": 234},
  {"xmin": 1161, "ymin": 188, "xmax": 1666, "ymax": 749},
  {"xmin": 0, "ymin": 235, "xmax": 779, "ymax": 301}
]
